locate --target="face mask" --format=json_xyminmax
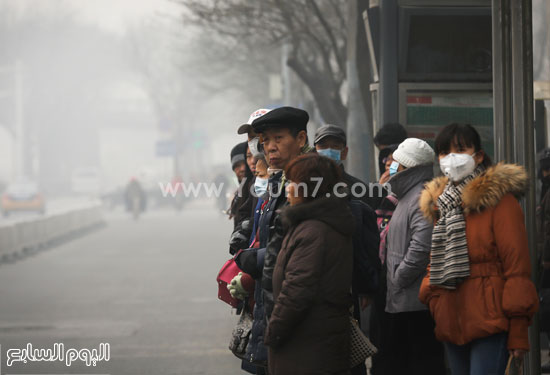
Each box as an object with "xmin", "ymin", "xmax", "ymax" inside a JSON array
[
  {"xmin": 317, "ymin": 148, "xmax": 341, "ymax": 164},
  {"xmin": 248, "ymin": 137, "xmax": 263, "ymax": 158},
  {"xmin": 254, "ymin": 177, "xmax": 269, "ymax": 199},
  {"xmin": 389, "ymin": 161, "xmax": 400, "ymax": 176},
  {"xmin": 439, "ymin": 153, "xmax": 476, "ymax": 182}
]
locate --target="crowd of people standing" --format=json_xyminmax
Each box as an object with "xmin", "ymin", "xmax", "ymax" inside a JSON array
[{"xmin": 223, "ymin": 105, "xmax": 542, "ymax": 375}]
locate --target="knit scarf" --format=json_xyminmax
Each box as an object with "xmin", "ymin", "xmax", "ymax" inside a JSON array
[{"xmin": 429, "ymin": 165, "xmax": 484, "ymax": 289}]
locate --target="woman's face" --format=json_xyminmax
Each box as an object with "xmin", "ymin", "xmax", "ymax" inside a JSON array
[
  {"xmin": 286, "ymin": 182, "xmax": 305, "ymax": 206},
  {"xmin": 384, "ymin": 154, "xmax": 393, "ymax": 172},
  {"xmin": 438, "ymin": 141, "xmax": 484, "ymax": 166},
  {"xmin": 246, "ymin": 147, "xmax": 256, "ymax": 174}
]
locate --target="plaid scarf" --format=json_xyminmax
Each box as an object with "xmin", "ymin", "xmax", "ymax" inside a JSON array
[{"xmin": 429, "ymin": 165, "xmax": 484, "ymax": 289}]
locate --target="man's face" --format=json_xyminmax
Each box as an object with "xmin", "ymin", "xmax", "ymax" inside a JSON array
[
  {"xmin": 233, "ymin": 161, "xmax": 246, "ymax": 182},
  {"xmin": 315, "ymin": 137, "xmax": 348, "ymax": 161},
  {"xmin": 261, "ymin": 127, "xmax": 306, "ymax": 170}
]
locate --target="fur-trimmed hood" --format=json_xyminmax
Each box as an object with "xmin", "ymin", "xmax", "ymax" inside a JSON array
[{"xmin": 420, "ymin": 163, "xmax": 528, "ymax": 222}]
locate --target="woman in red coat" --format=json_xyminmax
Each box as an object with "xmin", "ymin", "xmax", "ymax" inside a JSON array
[{"xmin": 419, "ymin": 123, "xmax": 538, "ymax": 374}]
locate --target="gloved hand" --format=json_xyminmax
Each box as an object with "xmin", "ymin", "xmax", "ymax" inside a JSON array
[
  {"xmin": 229, "ymin": 219, "xmax": 252, "ymax": 255},
  {"xmin": 227, "ymin": 272, "xmax": 252, "ymax": 300},
  {"xmin": 229, "ymin": 230, "xmax": 249, "ymax": 254}
]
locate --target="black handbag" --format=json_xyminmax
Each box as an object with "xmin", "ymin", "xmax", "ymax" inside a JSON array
[{"xmin": 229, "ymin": 308, "xmax": 254, "ymax": 359}]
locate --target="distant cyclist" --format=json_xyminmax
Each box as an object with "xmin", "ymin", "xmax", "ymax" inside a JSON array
[{"xmin": 124, "ymin": 177, "xmax": 146, "ymax": 220}]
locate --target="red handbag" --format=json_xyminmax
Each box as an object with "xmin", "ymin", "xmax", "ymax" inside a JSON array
[{"xmin": 217, "ymin": 250, "xmax": 244, "ymax": 308}]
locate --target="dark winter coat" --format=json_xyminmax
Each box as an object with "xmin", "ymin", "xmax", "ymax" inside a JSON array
[
  {"xmin": 234, "ymin": 172, "xmax": 285, "ymax": 369},
  {"xmin": 343, "ymin": 169, "xmax": 384, "ymax": 210},
  {"xmin": 261, "ymin": 172, "xmax": 288, "ymax": 320},
  {"xmin": 229, "ymin": 177, "xmax": 258, "ymax": 255},
  {"xmin": 231, "ymin": 176, "xmax": 255, "ymax": 229},
  {"xmin": 235, "ymin": 247, "xmax": 267, "ymax": 362},
  {"xmin": 348, "ymin": 199, "xmax": 381, "ymax": 298},
  {"xmin": 264, "ymin": 197, "xmax": 354, "ymax": 375}
]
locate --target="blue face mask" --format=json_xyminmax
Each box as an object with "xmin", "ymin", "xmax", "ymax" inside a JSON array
[
  {"xmin": 389, "ymin": 161, "xmax": 400, "ymax": 176},
  {"xmin": 254, "ymin": 177, "xmax": 269, "ymax": 199},
  {"xmin": 317, "ymin": 148, "xmax": 341, "ymax": 164}
]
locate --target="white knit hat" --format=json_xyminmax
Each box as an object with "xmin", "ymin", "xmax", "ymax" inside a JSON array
[{"xmin": 392, "ymin": 138, "xmax": 435, "ymax": 168}]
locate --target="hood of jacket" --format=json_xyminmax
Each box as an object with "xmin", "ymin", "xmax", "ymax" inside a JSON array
[
  {"xmin": 388, "ymin": 164, "xmax": 434, "ymax": 199},
  {"xmin": 281, "ymin": 196, "xmax": 354, "ymax": 237},
  {"xmin": 420, "ymin": 162, "xmax": 528, "ymax": 222}
]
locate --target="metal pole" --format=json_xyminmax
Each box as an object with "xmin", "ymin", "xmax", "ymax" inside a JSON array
[
  {"xmin": 492, "ymin": 0, "xmax": 515, "ymax": 162},
  {"xmin": 510, "ymin": 0, "xmax": 541, "ymax": 373},
  {"xmin": 378, "ymin": 0, "xmax": 398, "ymax": 126},
  {"xmin": 495, "ymin": 0, "xmax": 540, "ymax": 373}
]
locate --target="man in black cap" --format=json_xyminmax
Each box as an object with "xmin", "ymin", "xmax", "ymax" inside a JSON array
[
  {"xmin": 234, "ymin": 106, "xmax": 312, "ymax": 371},
  {"xmin": 314, "ymin": 124, "xmax": 382, "ymax": 209},
  {"xmin": 254, "ymin": 106, "xmax": 310, "ymax": 311},
  {"xmin": 373, "ymin": 122, "xmax": 408, "ymax": 177},
  {"xmin": 252, "ymin": 106, "xmax": 309, "ymax": 171}
]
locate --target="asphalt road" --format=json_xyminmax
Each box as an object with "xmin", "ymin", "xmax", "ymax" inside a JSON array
[{"xmin": 0, "ymin": 199, "xmax": 244, "ymax": 375}]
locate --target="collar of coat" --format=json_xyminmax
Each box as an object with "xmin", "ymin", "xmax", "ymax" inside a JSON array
[
  {"xmin": 420, "ymin": 163, "xmax": 528, "ymax": 222},
  {"xmin": 280, "ymin": 196, "xmax": 355, "ymax": 237}
]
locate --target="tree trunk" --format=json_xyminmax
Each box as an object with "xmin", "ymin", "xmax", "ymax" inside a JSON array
[{"xmin": 287, "ymin": 58, "xmax": 347, "ymax": 124}]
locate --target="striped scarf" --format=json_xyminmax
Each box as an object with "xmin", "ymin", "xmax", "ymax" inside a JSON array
[{"xmin": 429, "ymin": 165, "xmax": 484, "ymax": 289}]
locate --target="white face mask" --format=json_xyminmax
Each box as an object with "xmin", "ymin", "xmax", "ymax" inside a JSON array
[
  {"xmin": 254, "ymin": 177, "xmax": 269, "ymax": 199},
  {"xmin": 439, "ymin": 153, "xmax": 476, "ymax": 182}
]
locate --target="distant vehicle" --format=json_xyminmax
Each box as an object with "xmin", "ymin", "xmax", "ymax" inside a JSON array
[
  {"xmin": 71, "ymin": 167, "xmax": 101, "ymax": 196},
  {"xmin": 1, "ymin": 179, "xmax": 46, "ymax": 217}
]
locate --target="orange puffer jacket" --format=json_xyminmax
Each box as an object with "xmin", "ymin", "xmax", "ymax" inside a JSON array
[{"xmin": 419, "ymin": 163, "xmax": 539, "ymax": 350}]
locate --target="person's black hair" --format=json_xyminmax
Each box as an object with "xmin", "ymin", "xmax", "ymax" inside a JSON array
[
  {"xmin": 434, "ymin": 123, "xmax": 492, "ymax": 167},
  {"xmin": 537, "ymin": 148, "xmax": 550, "ymax": 179},
  {"xmin": 374, "ymin": 123, "xmax": 407, "ymax": 146}
]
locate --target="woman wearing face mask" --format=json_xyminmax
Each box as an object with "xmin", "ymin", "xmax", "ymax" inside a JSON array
[
  {"xmin": 419, "ymin": 123, "xmax": 539, "ymax": 374},
  {"xmin": 378, "ymin": 144, "xmax": 398, "ymax": 185},
  {"xmin": 378, "ymin": 138, "xmax": 446, "ymax": 375}
]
